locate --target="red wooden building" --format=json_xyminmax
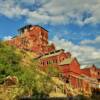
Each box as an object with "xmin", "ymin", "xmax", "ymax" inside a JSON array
[
  {"xmin": 39, "ymin": 49, "xmax": 83, "ymax": 89},
  {"xmin": 81, "ymin": 65, "xmax": 97, "ymax": 79},
  {"xmin": 81, "ymin": 65, "xmax": 98, "ymax": 92},
  {"xmin": 40, "ymin": 50, "xmax": 99, "ymax": 94},
  {"xmin": 7, "ymin": 25, "xmax": 55, "ymax": 54},
  {"xmin": 6, "ymin": 24, "xmax": 99, "ymax": 94},
  {"xmin": 59, "ymin": 57, "xmax": 81, "ymax": 88},
  {"xmin": 96, "ymin": 68, "xmax": 100, "ymax": 88}
]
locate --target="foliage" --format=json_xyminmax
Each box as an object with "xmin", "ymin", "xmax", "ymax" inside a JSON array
[
  {"xmin": 46, "ymin": 64, "xmax": 59, "ymax": 77},
  {"xmin": 0, "ymin": 41, "xmax": 53, "ymax": 98},
  {"xmin": 0, "ymin": 42, "xmax": 22, "ymax": 83}
]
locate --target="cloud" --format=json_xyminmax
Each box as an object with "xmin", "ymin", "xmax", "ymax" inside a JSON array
[
  {"xmin": 50, "ymin": 36, "xmax": 100, "ymax": 67},
  {"xmin": 0, "ymin": 0, "xmax": 23, "ymax": 18},
  {"xmin": 81, "ymin": 36, "xmax": 100, "ymax": 44},
  {"xmin": 80, "ymin": 36, "xmax": 100, "ymax": 48},
  {"xmin": 3, "ymin": 36, "xmax": 12, "ymax": 40},
  {"xmin": 0, "ymin": 0, "xmax": 100, "ymax": 25},
  {"xmin": 0, "ymin": 0, "xmax": 99, "ymax": 67}
]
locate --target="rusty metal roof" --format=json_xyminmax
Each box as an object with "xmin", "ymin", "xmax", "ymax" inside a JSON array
[
  {"xmin": 40, "ymin": 49, "xmax": 64, "ymax": 59},
  {"xmin": 59, "ymin": 57, "xmax": 73, "ymax": 65}
]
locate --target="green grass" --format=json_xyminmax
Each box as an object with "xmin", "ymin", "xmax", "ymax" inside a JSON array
[{"xmin": 0, "ymin": 41, "xmax": 53, "ymax": 99}]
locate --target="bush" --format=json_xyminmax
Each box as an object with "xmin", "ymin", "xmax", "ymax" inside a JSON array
[{"xmin": 0, "ymin": 42, "xmax": 53, "ymax": 98}]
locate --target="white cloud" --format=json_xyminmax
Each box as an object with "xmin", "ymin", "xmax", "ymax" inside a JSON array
[
  {"xmin": 50, "ymin": 36, "xmax": 100, "ymax": 67},
  {"xmin": 81, "ymin": 36, "xmax": 100, "ymax": 45},
  {"xmin": 0, "ymin": 0, "xmax": 100, "ymax": 25},
  {"xmin": 0, "ymin": 0, "xmax": 99, "ymax": 67},
  {"xmin": 80, "ymin": 36, "xmax": 100, "ymax": 49},
  {"xmin": 0, "ymin": 0, "xmax": 23, "ymax": 18},
  {"xmin": 3, "ymin": 36, "xmax": 12, "ymax": 40}
]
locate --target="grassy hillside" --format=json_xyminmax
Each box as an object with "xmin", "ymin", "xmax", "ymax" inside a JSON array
[
  {"xmin": 0, "ymin": 41, "xmax": 53, "ymax": 99},
  {"xmin": 1, "ymin": 41, "xmax": 98, "ymax": 100}
]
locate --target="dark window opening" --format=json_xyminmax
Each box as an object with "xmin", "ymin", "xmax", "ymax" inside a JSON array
[
  {"xmin": 66, "ymin": 80, "xmax": 69, "ymax": 83},
  {"xmin": 42, "ymin": 62, "xmax": 44, "ymax": 65}
]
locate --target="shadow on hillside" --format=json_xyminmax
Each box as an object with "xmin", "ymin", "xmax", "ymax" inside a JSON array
[
  {"xmin": 15, "ymin": 88, "xmax": 100, "ymax": 100},
  {"xmin": 16, "ymin": 93, "xmax": 100, "ymax": 100}
]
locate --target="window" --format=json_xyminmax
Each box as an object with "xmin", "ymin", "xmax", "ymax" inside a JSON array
[
  {"xmin": 66, "ymin": 80, "xmax": 69, "ymax": 83},
  {"xmin": 52, "ymin": 59, "xmax": 57, "ymax": 63},
  {"xmin": 41, "ymin": 62, "xmax": 42, "ymax": 65},
  {"xmin": 60, "ymin": 60, "xmax": 62, "ymax": 62},
  {"xmin": 53, "ymin": 60, "xmax": 55, "ymax": 63},
  {"xmin": 47, "ymin": 61, "xmax": 48, "ymax": 64},
  {"xmin": 42, "ymin": 62, "xmax": 44, "ymax": 66},
  {"xmin": 55, "ymin": 59, "xmax": 57, "ymax": 63}
]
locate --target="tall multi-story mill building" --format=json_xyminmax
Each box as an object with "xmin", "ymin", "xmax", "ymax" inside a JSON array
[{"xmin": 7, "ymin": 25, "xmax": 55, "ymax": 54}]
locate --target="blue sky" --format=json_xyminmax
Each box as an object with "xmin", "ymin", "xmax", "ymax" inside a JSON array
[{"xmin": 0, "ymin": 0, "xmax": 100, "ymax": 67}]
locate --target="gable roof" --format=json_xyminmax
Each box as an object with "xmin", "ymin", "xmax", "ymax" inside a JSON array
[
  {"xmin": 18, "ymin": 24, "xmax": 32, "ymax": 32},
  {"xmin": 81, "ymin": 64, "xmax": 96, "ymax": 70},
  {"xmin": 58, "ymin": 57, "xmax": 74, "ymax": 65},
  {"xmin": 34, "ymin": 25, "xmax": 48, "ymax": 32},
  {"xmin": 40, "ymin": 49, "xmax": 64, "ymax": 59},
  {"xmin": 18, "ymin": 24, "xmax": 48, "ymax": 32}
]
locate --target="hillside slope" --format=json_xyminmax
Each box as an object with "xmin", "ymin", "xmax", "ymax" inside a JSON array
[
  {"xmin": 0, "ymin": 41, "xmax": 91, "ymax": 100},
  {"xmin": 0, "ymin": 42, "xmax": 68, "ymax": 99},
  {"xmin": 0, "ymin": 42, "xmax": 52, "ymax": 99}
]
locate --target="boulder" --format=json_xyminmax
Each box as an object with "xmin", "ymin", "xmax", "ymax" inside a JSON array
[{"xmin": 4, "ymin": 76, "xmax": 18, "ymax": 86}]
